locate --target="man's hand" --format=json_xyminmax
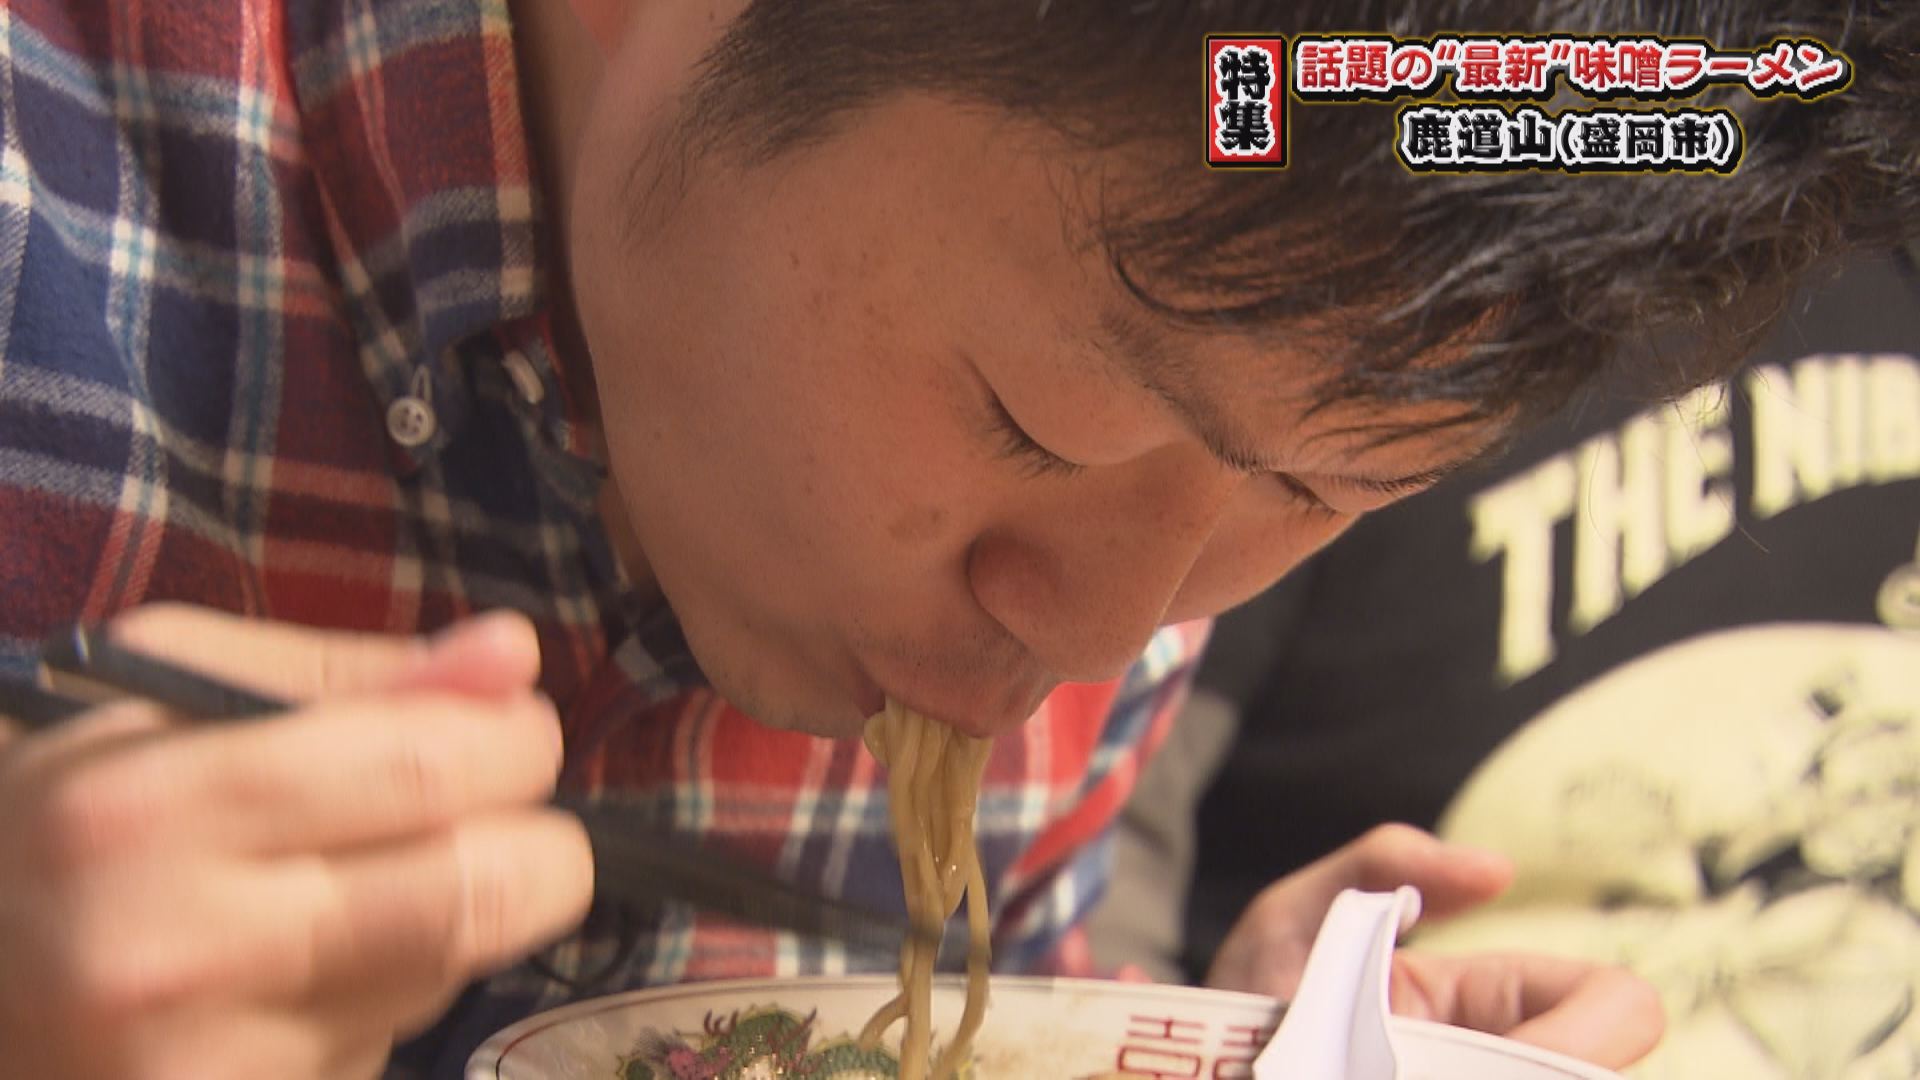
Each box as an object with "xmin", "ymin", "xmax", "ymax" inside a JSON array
[
  {"xmin": 0, "ymin": 605, "xmax": 595, "ymax": 1080},
  {"xmin": 1206, "ymin": 824, "xmax": 1663, "ymax": 1070}
]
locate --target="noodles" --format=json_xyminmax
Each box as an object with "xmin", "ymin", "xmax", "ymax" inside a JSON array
[{"xmin": 859, "ymin": 700, "xmax": 994, "ymax": 1080}]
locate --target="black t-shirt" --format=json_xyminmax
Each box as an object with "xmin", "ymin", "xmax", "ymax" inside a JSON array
[{"xmin": 1186, "ymin": 255, "xmax": 1920, "ymax": 1078}]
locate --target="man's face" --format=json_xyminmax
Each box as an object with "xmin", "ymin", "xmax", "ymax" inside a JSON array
[{"xmin": 560, "ymin": 14, "xmax": 1492, "ymax": 739}]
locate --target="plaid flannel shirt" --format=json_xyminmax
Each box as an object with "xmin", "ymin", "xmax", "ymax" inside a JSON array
[{"xmin": 0, "ymin": 0, "xmax": 1208, "ymax": 1075}]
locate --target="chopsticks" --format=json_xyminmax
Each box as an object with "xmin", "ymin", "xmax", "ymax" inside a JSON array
[
  {"xmin": 2, "ymin": 624, "xmax": 941, "ymax": 961},
  {"xmin": 39, "ymin": 623, "xmax": 291, "ymax": 721}
]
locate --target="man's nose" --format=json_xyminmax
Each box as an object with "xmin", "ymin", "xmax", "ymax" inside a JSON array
[{"xmin": 966, "ymin": 457, "xmax": 1243, "ymax": 685}]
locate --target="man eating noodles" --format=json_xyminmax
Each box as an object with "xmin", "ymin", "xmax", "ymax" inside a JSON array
[{"xmin": 0, "ymin": 1, "xmax": 1913, "ymax": 1077}]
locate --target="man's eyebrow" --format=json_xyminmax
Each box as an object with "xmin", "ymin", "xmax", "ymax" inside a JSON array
[
  {"xmin": 1094, "ymin": 305, "xmax": 1504, "ymax": 489},
  {"xmin": 1093, "ymin": 307, "xmax": 1281, "ymax": 475}
]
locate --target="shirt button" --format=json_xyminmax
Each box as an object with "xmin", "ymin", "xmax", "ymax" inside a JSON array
[
  {"xmin": 503, "ymin": 351, "xmax": 546, "ymax": 405},
  {"xmin": 386, "ymin": 394, "xmax": 437, "ymax": 447}
]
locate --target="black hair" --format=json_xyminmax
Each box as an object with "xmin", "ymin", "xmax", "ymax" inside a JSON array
[{"xmin": 675, "ymin": 2, "xmax": 1920, "ymax": 430}]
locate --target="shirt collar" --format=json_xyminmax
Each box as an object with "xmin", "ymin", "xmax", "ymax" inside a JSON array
[{"xmin": 290, "ymin": 0, "xmax": 582, "ymax": 468}]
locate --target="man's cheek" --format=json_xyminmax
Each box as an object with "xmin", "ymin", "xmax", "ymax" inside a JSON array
[{"xmin": 884, "ymin": 503, "xmax": 948, "ymax": 547}]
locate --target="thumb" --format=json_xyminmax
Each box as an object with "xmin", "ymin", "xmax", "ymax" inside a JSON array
[
  {"xmin": 385, "ymin": 610, "xmax": 545, "ymax": 699},
  {"xmin": 106, "ymin": 604, "xmax": 542, "ymax": 703},
  {"xmin": 1290, "ymin": 824, "xmax": 1515, "ymax": 924}
]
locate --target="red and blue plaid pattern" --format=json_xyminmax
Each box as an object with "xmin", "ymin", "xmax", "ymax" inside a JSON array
[{"xmin": 0, "ymin": 1, "xmax": 1208, "ymax": 1075}]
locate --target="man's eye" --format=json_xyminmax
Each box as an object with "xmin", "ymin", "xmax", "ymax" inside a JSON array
[
  {"xmin": 985, "ymin": 393, "xmax": 1084, "ymax": 479},
  {"xmin": 1272, "ymin": 472, "xmax": 1340, "ymax": 517}
]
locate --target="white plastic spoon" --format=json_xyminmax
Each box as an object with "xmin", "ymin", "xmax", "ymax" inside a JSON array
[{"xmin": 1251, "ymin": 885, "xmax": 1422, "ymax": 1080}]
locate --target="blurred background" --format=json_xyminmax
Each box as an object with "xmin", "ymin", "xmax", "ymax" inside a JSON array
[{"xmin": 1089, "ymin": 248, "xmax": 1920, "ymax": 1080}]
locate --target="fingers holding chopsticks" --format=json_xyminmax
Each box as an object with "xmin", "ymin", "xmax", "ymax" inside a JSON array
[
  {"xmin": 0, "ymin": 604, "xmax": 593, "ymax": 1080},
  {"xmin": 105, "ymin": 602, "xmax": 545, "ymax": 704},
  {"xmin": 0, "ymin": 605, "xmax": 542, "ymax": 748},
  {"xmin": 10, "ymin": 605, "xmax": 569, "ymax": 854},
  {"xmin": 20, "ymin": 688, "xmax": 567, "ymax": 857}
]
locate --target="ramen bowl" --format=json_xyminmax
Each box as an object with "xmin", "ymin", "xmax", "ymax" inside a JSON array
[{"xmin": 468, "ymin": 974, "xmax": 1627, "ymax": 1079}]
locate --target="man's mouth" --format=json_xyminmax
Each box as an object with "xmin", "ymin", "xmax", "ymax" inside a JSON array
[{"xmin": 851, "ymin": 663, "xmax": 1050, "ymax": 739}]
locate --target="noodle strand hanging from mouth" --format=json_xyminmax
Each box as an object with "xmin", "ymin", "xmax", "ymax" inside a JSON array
[{"xmin": 859, "ymin": 701, "xmax": 993, "ymax": 1080}]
